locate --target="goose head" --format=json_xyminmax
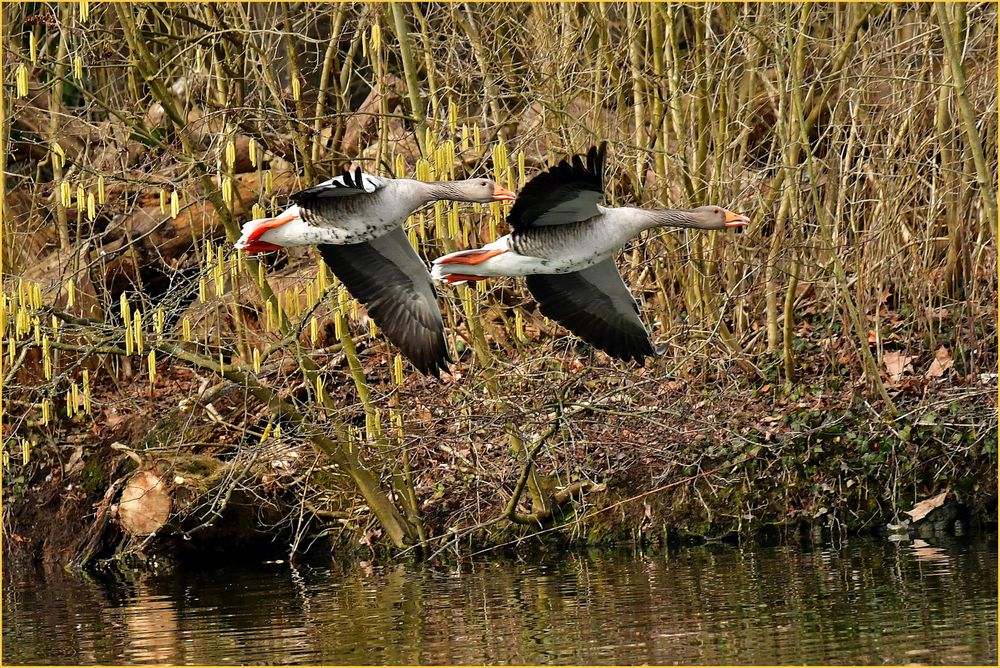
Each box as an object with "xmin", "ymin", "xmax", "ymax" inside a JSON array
[
  {"xmin": 436, "ymin": 179, "xmax": 516, "ymax": 203},
  {"xmin": 689, "ymin": 205, "xmax": 751, "ymax": 230}
]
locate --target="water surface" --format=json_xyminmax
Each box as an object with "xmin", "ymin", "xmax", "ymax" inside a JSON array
[{"xmin": 4, "ymin": 536, "xmax": 996, "ymax": 664}]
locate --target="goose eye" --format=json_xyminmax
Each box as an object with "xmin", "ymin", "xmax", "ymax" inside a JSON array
[{"xmin": 714, "ymin": 208, "xmax": 720, "ymax": 215}]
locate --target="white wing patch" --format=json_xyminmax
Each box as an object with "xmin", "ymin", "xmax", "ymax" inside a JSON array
[{"xmin": 292, "ymin": 168, "xmax": 386, "ymax": 201}]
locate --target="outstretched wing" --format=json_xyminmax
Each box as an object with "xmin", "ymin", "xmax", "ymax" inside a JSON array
[
  {"xmin": 290, "ymin": 167, "xmax": 386, "ymax": 203},
  {"xmin": 508, "ymin": 143, "xmax": 607, "ymax": 231},
  {"xmin": 317, "ymin": 227, "xmax": 450, "ymax": 376},
  {"xmin": 526, "ymin": 257, "xmax": 652, "ymax": 363}
]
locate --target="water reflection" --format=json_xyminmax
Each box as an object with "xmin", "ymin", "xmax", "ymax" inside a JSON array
[{"xmin": 4, "ymin": 536, "xmax": 996, "ymax": 665}]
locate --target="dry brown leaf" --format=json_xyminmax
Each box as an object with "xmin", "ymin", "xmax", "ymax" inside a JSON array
[
  {"xmin": 925, "ymin": 346, "xmax": 954, "ymax": 379},
  {"xmin": 904, "ymin": 490, "xmax": 949, "ymax": 523},
  {"xmin": 883, "ymin": 351, "xmax": 914, "ymax": 384},
  {"xmin": 118, "ymin": 470, "xmax": 172, "ymax": 536}
]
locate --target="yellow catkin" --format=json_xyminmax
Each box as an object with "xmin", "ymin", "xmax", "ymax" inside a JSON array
[
  {"xmin": 395, "ymin": 153, "xmax": 405, "ymax": 177},
  {"xmin": 205, "ymin": 239, "xmax": 214, "ymax": 264},
  {"xmin": 315, "ymin": 375, "xmax": 325, "ymax": 402},
  {"xmin": 333, "ymin": 308, "xmax": 343, "ymax": 339},
  {"xmin": 66, "ymin": 388, "xmax": 74, "ymax": 418},
  {"xmin": 60, "ymin": 181, "xmax": 71, "ymax": 208},
  {"xmin": 33, "ymin": 317, "xmax": 40, "ymax": 345},
  {"xmin": 51, "ymin": 314, "xmax": 59, "ymax": 338},
  {"xmin": 252, "ymin": 203, "xmax": 265, "ymax": 219},
  {"xmin": 0, "ymin": 297, "xmax": 6, "ymax": 336},
  {"xmin": 253, "ymin": 347, "xmax": 261, "ymax": 373},
  {"xmin": 226, "ymin": 140, "xmax": 236, "ymax": 168},
  {"xmin": 97, "ymin": 174, "xmax": 105, "ymax": 204},
  {"xmin": 82, "ymin": 369, "xmax": 91, "ymax": 413},
  {"xmin": 79, "ymin": 0, "xmax": 89, "ymax": 22},
  {"xmin": 214, "ymin": 253, "xmax": 225, "ymax": 296},
  {"xmin": 16, "ymin": 306, "xmax": 28, "ymax": 338},
  {"xmin": 489, "ymin": 202, "xmax": 500, "ymax": 241},
  {"xmin": 291, "ymin": 76, "xmax": 301, "ymax": 101},
  {"xmin": 265, "ymin": 300, "xmax": 275, "ymax": 332},
  {"xmin": 8, "ymin": 339, "xmax": 15, "ymax": 365},
  {"xmin": 518, "ymin": 150, "xmax": 526, "ymax": 188},
  {"xmin": 408, "ymin": 225, "xmax": 418, "ymax": 248},
  {"xmin": 264, "ymin": 169, "xmax": 273, "ymax": 194},
  {"xmin": 119, "ymin": 292, "xmax": 129, "ymax": 323},
  {"xmin": 42, "ymin": 335, "xmax": 51, "ymax": 380},
  {"xmin": 22, "ymin": 439, "xmax": 31, "ymax": 465},
  {"xmin": 87, "ymin": 191, "xmax": 96, "ymax": 221},
  {"xmin": 448, "ymin": 203, "xmax": 460, "ymax": 240},
  {"xmin": 222, "ymin": 177, "xmax": 233, "ymax": 205},
  {"xmin": 71, "ymin": 383, "xmax": 79, "ymax": 415},
  {"xmin": 29, "ymin": 32, "xmax": 37, "ymax": 63},
  {"xmin": 391, "ymin": 407, "xmax": 404, "ymax": 441},
  {"xmin": 182, "ymin": 316, "xmax": 192, "ymax": 342},
  {"xmin": 147, "ymin": 350, "xmax": 156, "ymax": 385},
  {"xmin": 369, "ymin": 319, "xmax": 378, "ymax": 339},
  {"xmin": 249, "ymin": 138, "xmax": 258, "ymax": 168},
  {"xmin": 16, "ymin": 64, "xmax": 28, "ymax": 98},
  {"xmin": 259, "ymin": 422, "xmax": 273, "ymax": 443},
  {"xmin": 370, "ymin": 22, "xmax": 381, "ymax": 53},
  {"xmin": 170, "ymin": 191, "xmax": 179, "ymax": 218},
  {"xmin": 393, "ymin": 354, "xmax": 404, "ymax": 385},
  {"xmin": 198, "ymin": 277, "xmax": 207, "ymax": 303},
  {"xmin": 449, "ymin": 99, "xmax": 458, "ymax": 134},
  {"xmin": 317, "ymin": 262, "xmax": 327, "ymax": 294},
  {"xmin": 159, "ymin": 188, "xmax": 167, "ymax": 214},
  {"xmin": 41, "ymin": 399, "xmax": 50, "ymax": 425},
  {"xmin": 515, "ymin": 310, "xmax": 525, "ymax": 342},
  {"xmin": 52, "ymin": 143, "xmax": 65, "ymax": 169},
  {"xmin": 305, "ymin": 282, "xmax": 314, "ymax": 308},
  {"xmin": 154, "ymin": 306, "xmax": 164, "ymax": 335},
  {"xmin": 461, "ymin": 124, "xmax": 470, "ymax": 152},
  {"xmin": 415, "ymin": 158, "xmax": 430, "ymax": 181},
  {"xmin": 310, "ymin": 316, "xmax": 318, "ymax": 345},
  {"xmin": 73, "ymin": 56, "xmax": 83, "ymax": 80},
  {"xmin": 125, "ymin": 319, "xmax": 134, "ymax": 355},
  {"xmin": 133, "ymin": 313, "xmax": 143, "ymax": 353},
  {"xmin": 32, "ymin": 282, "xmax": 42, "ymax": 310},
  {"xmin": 76, "ymin": 185, "xmax": 85, "ymax": 212}
]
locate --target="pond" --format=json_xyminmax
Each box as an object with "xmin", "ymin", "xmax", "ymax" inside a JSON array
[{"xmin": 3, "ymin": 536, "xmax": 996, "ymax": 664}]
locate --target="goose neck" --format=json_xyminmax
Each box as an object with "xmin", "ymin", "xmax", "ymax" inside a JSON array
[{"xmin": 629, "ymin": 207, "xmax": 702, "ymax": 232}]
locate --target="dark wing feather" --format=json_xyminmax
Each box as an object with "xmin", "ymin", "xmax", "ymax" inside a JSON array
[
  {"xmin": 508, "ymin": 143, "xmax": 607, "ymax": 231},
  {"xmin": 290, "ymin": 167, "xmax": 384, "ymax": 203},
  {"xmin": 526, "ymin": 257, "xmax": 652, "ymax": 363},
  {"xmin": 317, "ymin": 227, "xmax": 450, "ymax": 376}
]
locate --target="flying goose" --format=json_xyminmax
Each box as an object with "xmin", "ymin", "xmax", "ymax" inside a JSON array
[
  {"xmin": 431, "ymin": 144, "xmax": 750, "ymax": 362},
  {"xmin": 236, "ymin": 167, "xmax": 516, "ymax": 375}
]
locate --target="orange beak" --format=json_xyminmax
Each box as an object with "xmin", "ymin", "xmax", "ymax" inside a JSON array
[
  {"xmin": 723, "ymin": 209, "xmax": 751, "ymax": 228},
  {"xmin": 492, "ymin": 184, "xmax": 516, "ymax": 202}
]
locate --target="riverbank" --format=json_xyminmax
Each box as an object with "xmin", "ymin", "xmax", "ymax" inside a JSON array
[{"xmin": 5, "ymin": 318, "xmax": 995, "ymax": 569}]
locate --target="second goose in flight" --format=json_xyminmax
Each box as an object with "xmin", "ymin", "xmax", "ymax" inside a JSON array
[
  {"xmin": 236, "ymin": 167, "xmax": 515, "ymax": 375},
  {"xmin": 431, "ymin": 144, "xmax": 749, "ymax": 363}
]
